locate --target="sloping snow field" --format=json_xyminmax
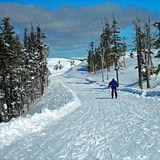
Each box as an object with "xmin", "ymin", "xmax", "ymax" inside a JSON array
[{"xmin": 0, "ymin": 56, "xmax": 160, "ymax": 160}]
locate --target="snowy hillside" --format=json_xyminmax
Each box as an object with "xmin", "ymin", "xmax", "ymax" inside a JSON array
[{"xmin": 0, "ymin": 55, "xmax": 160, "ymax": 160}]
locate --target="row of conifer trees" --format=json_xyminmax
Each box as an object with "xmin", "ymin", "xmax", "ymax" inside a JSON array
[
  {"xmin": 87, "ymin": 13, "xmax": 160, "ymax": 89},
  {"xmin": 87, "ymin": 13, "xmax": 126, "ymax": 85},
  {"xmin": 0, "ymin": 17, "xmax": 49, "ymax": 122},
  {"xmin": 134, "ymin": 17, "xmax": 160, "ymax": 89}
]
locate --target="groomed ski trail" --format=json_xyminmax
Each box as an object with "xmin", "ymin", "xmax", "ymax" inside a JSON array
[{"xmin": 1, "ymin": 65, "xmax": 160, "ymax": 160}]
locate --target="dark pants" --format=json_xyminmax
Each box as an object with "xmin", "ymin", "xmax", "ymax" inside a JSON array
[{"xmin": 111, "ymin": 87, "xmax": 117, "ymax": 98}]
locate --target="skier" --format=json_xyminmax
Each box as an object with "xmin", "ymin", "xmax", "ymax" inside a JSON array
[{"xmin": 109, "ymin": 78, "xmax": 118, "ymax": 98}]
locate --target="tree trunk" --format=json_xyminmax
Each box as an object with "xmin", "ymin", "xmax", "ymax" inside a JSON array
[
  {"xmin": 146, "ymin": 61, "xmax": 151, "ymax": 88},
  {"xmin": 146, "ymin": 17, "xmax": 151, "ymax": 88},
  {"xmin": 137, "ymin": 52, "xmax": 143, "ymax": 89},
  {"xmin": 115, "ymin": 61, "xmax": 119, "ymax": 86},
  {"xmin": 116, "ymin": 69, "xmax": 119, "ymax": 86},
  {"xmin": 135, "ymin": 20, "xmax": 143, "ymax": 89},
  {"xmin": 144, "ymin": 50, "xmax": 151, "ymax": 88},
  {"xmin": 101, "ymin": 50, "xmax": 104, "ymax": 82}
]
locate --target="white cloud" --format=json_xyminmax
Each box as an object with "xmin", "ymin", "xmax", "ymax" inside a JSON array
[{"xmin": 0, "ymin": 2, "xmax": 160, "ymax": 56}]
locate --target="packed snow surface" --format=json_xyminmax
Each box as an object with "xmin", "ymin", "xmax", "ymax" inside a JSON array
[{"xmin": 0, "ymin": 56, "xmax": 160, "ymax": 160}]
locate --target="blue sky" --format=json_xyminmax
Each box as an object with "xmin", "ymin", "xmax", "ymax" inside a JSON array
[
  {"xmin": 0, "ymin": 0, "xmax": 160, "ymax": 58},
  {"xmin": 1, "ymin": 0, "xmax": 160, "ymax": 11}
]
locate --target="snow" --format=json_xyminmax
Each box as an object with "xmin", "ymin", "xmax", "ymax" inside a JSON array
[
  {"xmin": 47, "ymin": 58, "xmax": 81, "ymax": 76},
  {"xmin": 0, "ymin": 55, "xmax": 160, "ymax": 160}
]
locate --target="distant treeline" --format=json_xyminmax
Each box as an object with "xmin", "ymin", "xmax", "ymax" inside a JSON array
[
  {"xmin": 87, "ymin": 13, "xmax": 160, "ymax": 89},
  {"xmin": 0, "ymin": 17, "xmax": 50, "ymax": 122}
]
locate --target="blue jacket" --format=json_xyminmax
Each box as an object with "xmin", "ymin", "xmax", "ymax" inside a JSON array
[{"xmin": 109, "ymin": 79, "xmax": 118, "ymax": 88}]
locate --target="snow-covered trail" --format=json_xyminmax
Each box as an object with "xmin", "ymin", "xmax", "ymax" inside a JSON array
[
  {"xmin": 1, "ymin": 62, "xmax": 160, "ymax": 160},
  {"xmin": 50, "ymin": 75, "xmax": 160, "ymax": 160}
]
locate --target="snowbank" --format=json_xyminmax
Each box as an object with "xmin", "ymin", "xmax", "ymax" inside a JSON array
[{"xmin": 0, "ymin": 80, "xmax": 81, "ymax": 149}]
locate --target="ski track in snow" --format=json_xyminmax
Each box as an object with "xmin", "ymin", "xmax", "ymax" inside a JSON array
[{"xmin": 0, "ymin": 60, "xmax": 160, "ymax": 160}]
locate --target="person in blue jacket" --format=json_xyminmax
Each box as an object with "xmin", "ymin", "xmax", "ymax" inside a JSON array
[{"xmin": 109, "ymin": 78, "xmax": 118, "ymax": 98}]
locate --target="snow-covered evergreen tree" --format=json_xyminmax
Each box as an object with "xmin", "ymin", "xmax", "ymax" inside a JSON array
[
  {"xmin": 110, "ymin": 12, "xmax": 122, "ymax": 86},
  {"xmin": 87, "ymin": 42, "xmax": 96, "ymax": 73},
  {"xmin": 0, "ymin": 17, "xmax": 24, "ymax": 121},
  {"xmin": 0, "ymin": 18, "xmax": 49, "ymax": 122},
  {"xmin": 153, "ymin": 21, "xmax": 160, "ymax": 74},
  {"xmin": 36, "ymin": 25, "xmax": 49, "ymax": 96},
  {"xmin": 134, "ymin": 18, "xmax": 144, "ymax": 89},
  {"xmin": 87, "ymin": 14, "xmax": 126, "ymax": 83},
  {"xmin": 100, "ymin": 20, "xmax": 112, "ymax": 81}
]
